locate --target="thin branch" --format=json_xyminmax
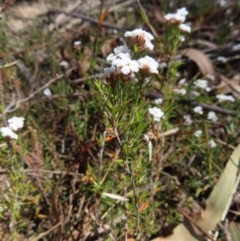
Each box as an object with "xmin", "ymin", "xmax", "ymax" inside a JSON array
[
  {"xmin": 48, "ymin": 9, "xmax": 126, "ymax": 31},
  {"xmin": 178, "ymin": 99, "xmax": 236, "ymax": 115},
  {"xmin": 3, "ymin": 67, "xmax": 76, "ymax": 114},
  {"xmin": 20, "ymin": 67, "xmax": 76, "ymax": 103},
  {"xmin": 177, "ymin": 208, "xmax": 216, "ymax": 241},
  {"xmin": 29, "ymin": 221, "xmax": 63, "ymax": 241},
  {"xmin": 2, "ymin": 168, "xmax": 84, "ymax": 178}
]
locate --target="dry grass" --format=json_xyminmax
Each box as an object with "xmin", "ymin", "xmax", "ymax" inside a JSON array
[{"xmin": 0, "ymin": 0, "xmax": 240, "ymax": 240}]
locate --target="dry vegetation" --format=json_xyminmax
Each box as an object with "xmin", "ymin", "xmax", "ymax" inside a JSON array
[{"xmin": 0, "ymin": 0, "xmax": 240, "ymax": 241}]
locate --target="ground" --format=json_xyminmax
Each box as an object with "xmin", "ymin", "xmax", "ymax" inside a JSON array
[{"xmin": 0, "ymin": 0, "xmax": 240, "ymax": 241}]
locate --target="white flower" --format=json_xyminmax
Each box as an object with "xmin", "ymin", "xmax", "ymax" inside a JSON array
[
  {"xmin": 193, "ymin": 106, "xmax": 203, "ymax": 115},
  {"xmin": 218, "ymin": 0, "xmax": 226, "ymax": 6},
  {"xmin": 138, "ymin": 56, "xmax": 159, "ymax": 74},
  {"xmin": 101, "ymin": 66, "xmax": 116, "ymax": 78},
  {"xmin": 207, "ymin": 111, "xmax": 218, "ymax": 122},
  {"xmin": 43, "ymin": 88, "xmax": 52, "ymax": 96},
  {"xmin": 112, "ymin": 54, "xmax": 139, "ymax": 74},
  {"xmin": 179, "ymin": 23, "xmax": 191, "ymax": 32},
  {"xmin": 149, "ymin": 107, "xmax": 164, "ymax": 122},
  {"xmin": 124, "ymin": 29, "xmax": 154, "ymax": 41},
  {"xmin": 179, "ymin": 35, "xmax": 185, "ymax": 42},
  {"xmin": 216, "ymin": 94, "xmax": 235, "ymax": 102},
  {"xmin": 127, "ymin": 7, "xmax": 134, "ymax": 12},
  {"xmin": 164, "ymin": 13, "xmax": 186, "ymax": 23},
  {"xmin": 0, "ymin": 116, "xmax": 25, "ymax": 140},
  {"xmin": 165, "ymin": 7, "xmax": 189, "ymax": 24},
  {"xmin": 113, "ymin": 45, "xmax": 131, "ymax": 55},
  {"xmin": 154, "ymin": 98, "xmax": 163, "ymax": 104},
  {"xmin": 194, "ymin": 79, "xmax": 211, "ymax": 92},
  {"xmin": 174, "ymin": 88, "xmax": 187, "ymax": 95},
  {"xmin": 232, "ymin": 44, "xmax": 240, "ymax": 51},
  {"xmin": 194, "ymin": 130, "xmax": 202, "ymax": 138},
  {"xmin": 0, "ymin": 127, "xmax": 18, "ymax": 140},
  {"xmin": 124, "ymin": 29, "xmax": 154, "ymax": 50},
  {"xmin": 121, "ymin": 59, "xmax": 139, "ymax": 74},
  {"xmin": 177, "ymin": 7, "xmax": 189, "ymax": 17},
  {"xmin": 191, "ymin": 90, "xmax": 200, "ymax": 96},
  {"xmin": 74, "ymin": 40, "xmax": 81, "ymax": 46},
  {"xmin": 59, "ymin": 61, "xmax": 69, "ymax": 68},
  {"xmin": 7, "ymin": 117, "xmax": 25, "ymax": 131},
  {"xmin": 183, "ymin": 115, "xmax": 193, "ymax": 125},
  {"xmin": 209, "ymin": 139, "xmax": 217, "ymax": 148},
  {"xmin": 106, "ymin": 52, "xmax": 131, "ymax": 63},
  {"xmin": 143, "ymin": 39, "xmax": 154, "ymax": 50},
  {"xmin": 178, "ymin": 78, "xmax": 186, "ymax": 85},
  {"xmin": 217, "ymin": 56, "xmax": 227, "ymax": 63},
  {"xmin": 106, "ymin": 53, "xmax": 116, "ymax": 62}
]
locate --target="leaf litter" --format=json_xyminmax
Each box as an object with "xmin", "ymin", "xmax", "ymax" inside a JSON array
[{"xmin": 0, "ymin": 0, "xmax": 240, "ymax": 241}]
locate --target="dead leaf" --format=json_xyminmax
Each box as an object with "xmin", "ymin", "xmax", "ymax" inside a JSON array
[
  {"xmin": 98, "ymin": 8, "xmax": 109, "ymax": 27},
  {"xmin": 153, "ymin": 7, "xmax": 166, "ymax": 24},
  {"xmin": 229, "ymin": 222, "xmax": 240, "ymax": 241},
  {"xmin": 102, "ymin": 192, "xmax": 129, "ymax": 201},
  {"xmin": 212, "ymin": 74, "xmax": 240, "ymax": 99},
  {"xmin": 151, "ymin": 144, "xmax": 240, "ymax": 241},
  {"xmin": 188, "ymin": 39, "xmax": 217, "ymax": 49},
  {"xmin": 80, "ymin": 46, "xmax": 93, "ymax": 72},
  {"xmin": 101, "ymin": 37, "xmax": 120, "ymax": 56},
  {"xmin": 219, "ymin": 75, "xmax": 240, "ymax": 99},
  {"xmin": 179, "ymin": 48, "xmax": 215, "ymax": 77},
  {"xmin": 196, "ymin": 143, "xmax": 240, "ymax": 231},
  {"xmin": 11, "ymin": 142, "xmax": 41, "ymax": 169}
]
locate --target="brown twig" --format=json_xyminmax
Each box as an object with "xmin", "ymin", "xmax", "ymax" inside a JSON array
[
  {"xmin": 178, "ymin": 99, "xmax": 236, "ymax": 115},
  {"xmin": 29, "ymin": 221, "xmax": 63, "ymax": 241},
  {"xmin": 48, "ymin": 9, "xmax": 126, "ymax": 31},
  {"xmin": 3, "ymin": 67, "xmax": 77, "ymax": 114},
  {"xmin": 220, "ymin": 74, "xmax": 240, "ymax": 99},
  {"xmin": 69, "ymin": 73, "xmax": 101, "ymax": 83},
  {"xmin": 0, "ymin": 0, "xmax": 15, "ymax": 14},
  {"xmin": 93, "ymin": 0, "xmax": 105, "ymax": 56},
  {"xmin": 22, "ymin": 169, "xmax": 84, "ymax": 178},
  {"xmin": 0, "ymin": 42, "xmax": 49, "ymax": 59}
]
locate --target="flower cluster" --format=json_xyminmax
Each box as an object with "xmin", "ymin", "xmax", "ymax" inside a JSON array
[
  {"xmin": 193, "ymin": 79, "xmax": 211, "ymax": 92},
  {"xmin": 174, "ymin": 88, "xmax": 187, "ymax": 95},
  {"xmin": 149, "ymin": 107, "xmax": 164, "ymax": 122},
  {"xmin": 124, "ymin": 29, "xmax": 154, "ymax": 50},
  {"xmin": 193, "ymin": 106, "xmax": 203, "ymax": 115},
  {"xmin": 101, "ymin": 29, "xmax": 159, "ymax": 80},
  {"xmin": 175, "ymin": 77, "xmax": 221, "ymax": 126},
  {"xmin": 194, "ymin": 129, "xmax": 217, "ymax": 148},
  {"xmin": 183, "ymin": 114, "xmax": 193, "ymax": 125},
  {"xmin": 209, "ymin": 139, "xmax": 217, "ymax": 148},
  {"xmin": 194, "ymin": 130, "xmax": 202, "ymax": 138},
  {"xmin": 216, "ymin": 94, "xmax": 235, "ymax": 102},
  {"xmin": 164, "ymin": 7, "xmax": 191, "ymax": 34},
  {"xmin": 164, "ymin": 8, "xmax": 188, "ymax": 23},
  {"xmin": 174, "ymin": 78, "xmax": 211, "ymax": 97},
  {"xmin": 0, "ymin": 117, "xmax": 25, "ymax": 140},
  {"xmin": 43, "ymin": 88, "xmax": 52, "ymax": 96},
  {"xmin": 207, "ymin": 111, "xmax": 218, "ymax": 122},
  {"xmin": 59, "ymin": 61, "xmax": 69, "ymax": 68}
]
